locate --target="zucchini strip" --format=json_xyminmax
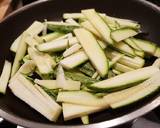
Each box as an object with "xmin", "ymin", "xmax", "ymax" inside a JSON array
[
  {"xmin": 60, "ymin": 51, "xmax": 88, "ymax": 69},
  {"xmin": 74, "ymin": 28, "xmax": 109, "ymax": 77},
  {"xmin": 63, "ymin": 43, "xmax": 82, "ymax": 57},
  {"xmin": 0, "ymin": 61, "xmax": 12, "ymax": 94},
  {"xmin": 82, "ymin": 9, "xmax": 114, "ymax": 44},
  {"xmin": 11, "ymin": 32, "xmax": 28, "ymax": 76},
  {"xmin": 111, "ymin": 28, "xmax": 138, "ymax": 42},
  {"xmin": 28, "ymin": 47, "xmax": 56, "ymax": 74},
  {"xmin": 81, "ymin": 20, "xmax": 102, "ymax": 38},
  {"xmin": 88, "ymin": 66, "xmax": 159, "ymax": 92},
  {"xmin": 10, "ymin": 21, "xmax": 44, "ymax": 53}
]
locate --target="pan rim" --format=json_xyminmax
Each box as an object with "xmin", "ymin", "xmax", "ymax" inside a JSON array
[{"xmin": 0, "ymin": 0, "xmax": 160, "ymax": 127}]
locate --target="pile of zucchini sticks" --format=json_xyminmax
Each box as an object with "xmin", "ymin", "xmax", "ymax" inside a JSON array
[{"xmin": 0, "ymin": 9, "xmax": 160, "ymax": 124}]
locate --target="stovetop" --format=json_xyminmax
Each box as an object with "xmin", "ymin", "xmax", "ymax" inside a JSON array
[{"xmin": 0, "ymin": 0, "xmax": 159, "ymax": 128}]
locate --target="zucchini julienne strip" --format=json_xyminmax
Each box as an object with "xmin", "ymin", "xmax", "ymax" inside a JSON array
[
  {"xmin": 40, "ymin": 32, "xmax": 65, "ymax": 42},
  {"xmin": 74, "ymin": 28, "xmax": 109, "ymax": 77},
  {"xmin": 10, "ymin": 21, "xmax": 44, "ymax": 53},
  {"xmin": 124, "ymin": 38, "xmax": 142, "ymax": 51},
  {"xmin": 106, "ymin": 49, "xmax": 145, "ymax": 69},
  {"xmin": 131, "ymin": 38, "xmax": 157, "ymax": 55},
  {"xmin": 81, "ymin": 115, "xmax": 89, "ymax": 124},
  {"xmin": 82, "ymin": 9, "xmax": 114, "ymax": 44},
  {"xmin": 28, "ymin": 47, "xmax": 56, "ymax": 74},
  {"xmin": 0, "ymin": 60, "xmax": 12, "ymax": 94},
  {"xmin": 57, "ymin": 91, "xmax": 109, "ymax": 107},
  {"xmin": 46, "ymin": 21, "xmax": 80, "ymax": 33},
  {"xmin": 56, "ymin": 65, "xmax": 80, "ymax": 91},
  {"xmin": 60, "ymin": 51, "xmax": 88, "ymax": 69},
  {"xmin": 63, "ymin": 43, "xmax": 82, "ymax": 57},
  {"xmin": 36, "ymin": 38, "xmax": 69, "ymax": 52},
  {"xmin": 80, "ymin": 20, "xmax": 102, "ymax": 38},
  {"xmin": 11, "ymin": 32, "xmax": 28, "ymax": 76},
  {"xmin": 110, "ymin": 71, "xmax": 160, "ymax": 108},
  {"xmin": 111, "ymin": 28, "xmax": 138, "ymax": 42},
  {"xmin": 88, "ymin": 66, "xmax": 159, "ymax": 92},
  {"xmin": 62, "ymin": 103, "xmax": 103, "ymax": 121}
]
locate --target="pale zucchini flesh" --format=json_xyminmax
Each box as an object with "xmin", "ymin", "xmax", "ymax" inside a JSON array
[
  {"xmin": 11, "ymin": 32, "xmax": 28, "ymax": 76},
  {"xmin": 111, "ymin": 28, "xmax": 138, "ymax": 42},
  {"xmin": 80, "ymin": 20, "xmax": 102, "ymax": 38},
  {"xmin": 106, "ymin": 49, "xmax": 145, "ymax": 69},
  {"xmin": 110, "ymin": 71, "xmax": 160, "ymax": 108},
  {"xmin": 63, "ymin": 43, "xmax": 82, "ymax": 57},
  {"xmin": 81, "ymin": 115, "xmax": 89, "ymax": 124},
  {"xmin": 60, "ymin": 51, "xmax": 88, "ymax": 69},
  {"xmin": 62, "ymin": 103, "xmax": 103, "ymax": 121},
  {"xmin": 40, "ymin": 32, "xmax": 65, "ymax": 42},
  {"xmin": 36, "ymin": 38, "xmax": 69, "ymax": 52},
  {"xmin": 10, "ymin": 21, "xmax": 44, "ymax": 53},
  {"xmin": 9, "ymin": 79, "xmax": 59, "ymax": 121},
  {"xmin": 47, "ymin": 21, "xmax": 79, "ymax": 33},
  {"xmin": 82, "ymin": 9, "xmax": 114, "ymax": 44},
  {"xmin": 74, "ymin": 28, "xmax": 108, "ymax": 77},
  {"xmin": 57, "ymin": 91, "xmax": 109, "ymax": 107},
  {"xmin": 131, "ymin": 38, "xmax": 157, "ymax": 54},
  {"xmin": 0, "ymin": 61, "xmax": 12, "ymax": 94},
  {"xmin": 88, "ymin": 66, "xmax": 159, "ymax": 92},
  {"xmin": 28, "ymin": 47, "xmax": 56, "ymax": 74}
]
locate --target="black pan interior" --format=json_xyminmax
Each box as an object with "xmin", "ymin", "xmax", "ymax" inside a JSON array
[{"xmin": 0, "ymin": 0, "xmax": 160, "ymax": 126}]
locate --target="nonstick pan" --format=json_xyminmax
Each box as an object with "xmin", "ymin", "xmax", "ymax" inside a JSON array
[{"xmin": 0, "ymin": 0, "xmax": 160, "ymax": 127}]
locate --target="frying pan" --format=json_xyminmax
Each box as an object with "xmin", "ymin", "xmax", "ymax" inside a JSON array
[{"xmin": 0, "ymin": 0, "xmax": 160, "ymax": 127}]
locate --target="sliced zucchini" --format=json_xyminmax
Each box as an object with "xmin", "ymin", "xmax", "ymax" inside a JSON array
[
  {"xmin": 25, "ymin": 35, "xmax": 39, "ymax": 49},
  {"xmin": 82, "ymin": 9, "xmax": 114, "ymax": 44},
  {"xmin": 34, "ymin": 84, "xmax": 62, "ymax": 118},
  {"xmin": 124, "ymin": 38, "xmax": 142, "ymax": 51},
  {"xmin": 81, "ymin": 115, "xmax": 89, "ymax": 124},
  {"xmin": 134, "ymin": 50, "xmax": 145, "ymax": 58},
  {"xmin": 111, "ymin": 28, "xmax": 138, "ymax": 42},
  {"xmin": 36, "ymin": 38, "xmax": 69, "ymax": 52},
  {"xmin": 88, "ymin": 66, "xmax": 159, "ymax": 92},
  {"xmin": 56, "ymin": 65, "xmax": 80, "ymax": 90},
  {"xmin": 11, "ymin": 32, "xmax": 28, "ymax": 76},
  {"xmin": 63, "ymin": 13, "xmax": 105, "ymax": 19},
  {"xmin": 81, "ymin": 20, "xmax": 102, "ymax": 38},
  {"xmin": 63, "ymin": 43, "xmax": 82, "ymax": 57},
  {"xmin": 40, "ymin": 32, "xmax": 64, "ymax": 42},
  {"xmin": 46, "ymin": 21, "xmax": 79, "ymax": 33},
  {"xmin": 109, "ymin": 54, "xmax": 124, "ymax": 68},
  {"xmin": 91, "ymin": 72, "xmax": 99, "ymax": 79},
  {"xmin": 34, "ymin": 79, "xmax": 59, "ymax": 89},
  {"xmin": 110, "ymin": 71, "xmax": 160, "ymax": 108},
  {"xmin": 131, "ymin": 38, "xmax": 157, "ymax": 54},
  {"xmin": 10, "ymin": 21, "xmax": 44, "ymax": 53},
  {"xmin": 34, "ymin": 79, "xmax": 81, "ymax": 90},
  {"xmin": 22, "ymin": 55, "xmax": 31, "ymax": 63},
  {"xmin": 0, "ymin": 61, "xmax": 11, "ymax": 94},
  {"xmin": 65, "ymin": 18, "xmax": 80, "ymax": 26},
  {"xmin": 28, "ymin": 47, "xmax": 56, "ymax": 74},
  {"xmin": 16, "ymin": 74, "xmax": 61, "ymax": 121},
  {"xmin": 112, "ymin": 69, "xmax": 121, "ymax": 75},
  {"xmin": 10, "ymin": 36, "xmax": 21, "ymax": 53},
  {"xmin": 60, "ymin": 51, "xmax": 88, "ymax": 69},
  {"xmin": 97, "ymin": 40, "xmax": 107, "ymax": 49},
  {"xmin": 106, "ymin": 49, "xmax": 145, "ymax": 69},
  {"xmin": 107, "ymin": 16, "xmax": 141, "ymax": 29},
  {"xmin": 57, "ymin": 91, "xmax": 109, "ymax": 107},
  {"xmin": 68, "ymin": 37, "xmax": 79, "ymax": 46},
  {"xmin": 114, "ymin": 63, "xmax": 134, "ymax": 73},
  {"xmin": 62, "ymin": 103, "xmax": 103, "ymax": 121},
  {"xmin": 74, "ymin": 28, "xmax": 108, "ymax": 77},
  {"xmin": 9, "ymin": 79, "xmax": 56, "ymax": 121},
  {"xmin": 154, "ymin": 47, "xmax": 160, "ymax": 57},
  {"xmin": 112, "ymin": 41, "xmax": 135, "ymax": 57}
]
